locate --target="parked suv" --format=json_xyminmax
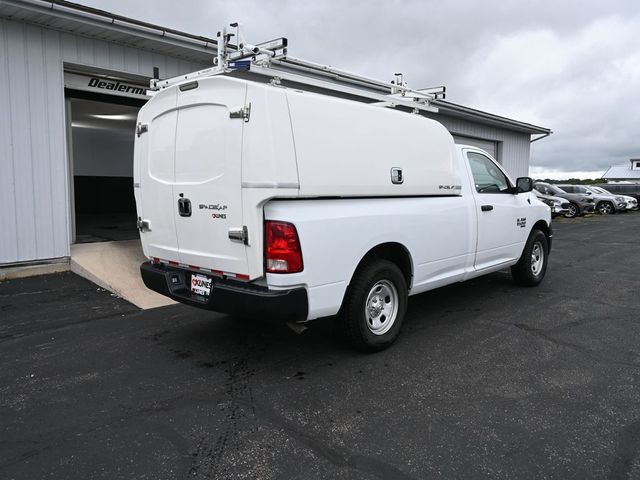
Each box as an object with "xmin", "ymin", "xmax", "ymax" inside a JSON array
[
  {"xmin": 588, "ymin": 186, "xmax": 638, "ymax": 211},
  {"xmin": 534, "ymin": 182, "xmax": 595, "ymax": 218},
  {"xmin": 533, "ymin": 189, "xmax": 570, "ymax": 217},
  {"xmin": 595, "ymin": 183, "xmax": 640, "ymax": 203},
  {"xmin": 557, "ymin": 184, "xmax": 626, "ymax": 215}
]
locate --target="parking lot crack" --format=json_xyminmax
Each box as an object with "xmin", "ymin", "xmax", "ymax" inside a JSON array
[
  {"xmin": 514, "ymin": 323, "xmax": 640, "ymax": 370},
  {"xmin": 250, "ymin": 399, "xmax": 417, "ymax": 480}
]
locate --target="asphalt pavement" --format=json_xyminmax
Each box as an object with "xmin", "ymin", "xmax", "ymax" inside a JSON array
[{"xmin": 1, "ymin": 212, "xmax": 640, "ymax": 479}]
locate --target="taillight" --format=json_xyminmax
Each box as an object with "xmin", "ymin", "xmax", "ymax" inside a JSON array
[{"xmin": 264, "ymin": 221, "xmax": 303, "ymax": 273}]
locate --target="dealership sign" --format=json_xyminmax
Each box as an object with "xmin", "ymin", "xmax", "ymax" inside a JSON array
[{"xmin": 64, "ymin": 72, "xmax": 149, "ymax": 100}]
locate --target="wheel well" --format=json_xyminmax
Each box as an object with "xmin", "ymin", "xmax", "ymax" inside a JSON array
[
  {"xmin": 352, "ymin": 243, "xmax": 413, "ymax": 288},
  {"xmin": 533, "ymin": 220, "xmax": 550, "ymax": 239}
]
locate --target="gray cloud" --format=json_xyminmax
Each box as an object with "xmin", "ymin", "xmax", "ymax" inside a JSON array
[{"xmin": 83, "ymin": 0, "xmax": 640, "ymax": 175}]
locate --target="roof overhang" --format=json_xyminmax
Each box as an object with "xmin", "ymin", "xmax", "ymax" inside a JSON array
[
  {"xmin": 0, "ymin": 0, "xmax": 218, "ymax": 63},
  {"xmin": 433, "ymin": 99, "xmax": 552, "ymax": 135}
]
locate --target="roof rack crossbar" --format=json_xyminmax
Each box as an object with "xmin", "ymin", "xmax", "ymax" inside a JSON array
[{"xmin": 150, "ymin": 23, "xmax": 445, "ymax": 114}]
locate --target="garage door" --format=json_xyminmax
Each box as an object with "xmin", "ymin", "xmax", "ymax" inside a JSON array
[{"xmin": 453, "ymin": 135, "xmax": 498, "ymax": 159}]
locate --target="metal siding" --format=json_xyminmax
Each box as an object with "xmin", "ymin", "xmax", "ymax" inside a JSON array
[
  {"xmin": 61, "ymin": 32, "xmax": 78, "ymax": 63},
  {"xmin": 0, "ymin": 18, "xmax": 19, "ymax": 263},
  {"xmin": 138, "ymin": 49, "xmax": 152, "ymax": 75},
  {"xmin": 108, "ymin": 42, "xmax": 125, "ymax": 71},
  {"xmin": 26, "ymin": 24, "xmax": 56, "ymax": 259},
  {"xmin": 124, "ymin": 46, "xmax": 139, "ymax": 74},
  {"xmin": 0, "ymin": 18, "xmax": 209, "ymax": 264},
  {"xmin": 428, "ymin": 113, "xmax": 531, "ymax": 178},
  {"xmin": 5, "ymin": 21, "xmax": 38, "ymax": 262},
  {"xmin": 78, "ymin": 36, "xmax": 94, "ymax": 66},
  {"xmin": 94, "ymin": 38, "xmax": 110, "ymax": 66},
  {"xmin": 44, "ymin": 28, "xmax": 69, "ymax": 260},
  {"xmin": 452, "ymin": 135, "xmax": 497, "ymax": 158}
]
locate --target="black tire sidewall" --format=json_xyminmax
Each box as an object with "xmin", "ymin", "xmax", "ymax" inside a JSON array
[
  {"xmin": 512, "ymin": 229, "xmax": 548, "ymax": 286},
  {"xmin": 342, "ymin": 260, "xmax": 408, "ymax": 351}
]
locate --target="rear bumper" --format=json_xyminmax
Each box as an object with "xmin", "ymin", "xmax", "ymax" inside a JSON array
[{"xmin": 140, "ymin": 262, "xmax": 308, "ymax": 322}]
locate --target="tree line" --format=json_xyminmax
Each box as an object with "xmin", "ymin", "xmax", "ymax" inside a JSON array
[{"xmin": 533, "ymin": 178, "xmax": 605, "ymax": 185}]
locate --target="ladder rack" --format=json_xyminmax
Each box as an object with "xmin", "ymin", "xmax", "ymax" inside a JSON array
[{"xmin": 150, "ymin": 23, "xmax": 445, "ymax": 114}]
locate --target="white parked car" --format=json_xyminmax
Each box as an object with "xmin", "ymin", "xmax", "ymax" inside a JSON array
[
  {"xmin": 588, "ymin": 186, "xmax": 638, "ymax": 211},
  {"xmin": 533, "ymin": 189, "xmax": 570, "ymax": 217},
  {"xmin": 134, "ymin": 75, "xmax": 552, "ymax": 351}
]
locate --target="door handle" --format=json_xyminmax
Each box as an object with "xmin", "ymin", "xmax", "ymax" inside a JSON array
[
  {"xmin": 178, "ymin": 194, "xmax": 192, "ymax": 217},
  {"xmin": 481, "ymin": 205, "xmax": 494, "ymax": 212}
]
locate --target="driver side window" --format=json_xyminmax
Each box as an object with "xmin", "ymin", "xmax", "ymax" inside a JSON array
[{"xmin": 468, "ymin": 152, "xmax": 510, "ymax": 193}]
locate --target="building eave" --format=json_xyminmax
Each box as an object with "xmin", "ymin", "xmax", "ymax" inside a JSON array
[
  {"xmin": 0, "ymin": 0, "xmax": 219, "ymax": 63},
  {"xmin": 433, "ymin": 100, "xmax": 552, "ymax": 135}
]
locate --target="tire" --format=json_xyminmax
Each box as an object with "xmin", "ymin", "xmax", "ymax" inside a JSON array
[
  {"xmin": 340, "ymin": 259, "xmax": 408, "ymax": 352},
  {"xmin": 564, "ymin": 203, "xmax": 579, "ymax": 218},
  {"xmin": 597, "ymin": 201, "xmax": 614, "ymax": 215},
  {"xmin": 511, "ymin": 229, "xmax": 549, "ymax": 287}
]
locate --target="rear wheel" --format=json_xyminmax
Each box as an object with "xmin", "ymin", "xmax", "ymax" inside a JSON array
[
  {"xmin": 597, "ymin": 201, "xmax": 614, "ymax": 215},
  {"xmin": 564, "ymin": 203, "xmax": 579, "ymax": 218},
  {"xmin": 340, "ymin": 259, "xmax": 408, "ymax": 352},
  {"xmin": 511, "ymin": 229, "xmax": 548, "ymax": 287}
]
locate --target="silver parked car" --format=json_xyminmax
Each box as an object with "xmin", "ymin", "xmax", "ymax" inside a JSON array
[
  {"xmin": 588, "ymin": 186, "xmax": 638, "ymax": 211},
  {"xmin": 556, "ymin": 184, "xmax": 626, "ymax": 215}
]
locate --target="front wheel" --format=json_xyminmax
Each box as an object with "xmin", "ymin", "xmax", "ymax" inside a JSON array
[
  {"xmin": 511, "ymin": 229, "xmax": 549, "ymax": 287},
  {"xmin": 340, "ymin": 259, "xmax": 408, "ymax": 352},
  {"xmin": 597, "ymin": 201, "xmax": 614, "ymax": 215},
  {"xmin": 564, "ymin": 203, "xmax": 579, "ymax": 218}
]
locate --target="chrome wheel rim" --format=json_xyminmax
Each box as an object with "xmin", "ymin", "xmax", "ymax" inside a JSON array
[
  {"xmin": 531, "ymin": 241, "xmax": 544, "ymax": 276},
  {"xmin": 599, "ymin": 203, "xmax": 612, "ymax": 214},
  {"xmin": 365, "ymin": 280, "xmax": 398, "ymax": 335}
]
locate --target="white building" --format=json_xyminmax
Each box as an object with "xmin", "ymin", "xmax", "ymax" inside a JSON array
[
  {"xmin": 602, "ymin": 159, "xmax": 640, "ymax": 182},
  {"xmin": 0, "ymin": 0, "xmax": 551, "ymax": 268}
]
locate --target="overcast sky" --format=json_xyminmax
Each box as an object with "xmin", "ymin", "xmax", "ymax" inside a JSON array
[{"xmin": 82, "ymin": 0, "xmax": 640, "ymax": 178}]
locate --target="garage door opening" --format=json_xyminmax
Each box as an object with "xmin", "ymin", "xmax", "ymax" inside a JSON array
[{"xmin": 68, "ymin": 95, "xmax": 144, "ymax": 243}]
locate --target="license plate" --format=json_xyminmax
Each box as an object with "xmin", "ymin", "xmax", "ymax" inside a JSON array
[{"xmin": 190, "ymin": 273, "xmax": 212, "ymax": 296}]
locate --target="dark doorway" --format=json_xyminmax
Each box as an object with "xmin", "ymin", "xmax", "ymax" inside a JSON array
[{"xmin": 67, "ymin": 94, "xmax": 145, "ymax": 243}]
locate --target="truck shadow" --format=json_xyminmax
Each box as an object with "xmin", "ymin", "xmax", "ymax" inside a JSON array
[{"xmin": 145, "ymin": 269, "xmax": 518, "ymax": 368}]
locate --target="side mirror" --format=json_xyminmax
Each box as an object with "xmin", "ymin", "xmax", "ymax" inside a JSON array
[
  {"xmin": 515, "ymin": 177, "xmax": 533, "ymax": 194},
  {"xmin": 586, "ymin": 191, "xmax": 592, "ymax": 195}
]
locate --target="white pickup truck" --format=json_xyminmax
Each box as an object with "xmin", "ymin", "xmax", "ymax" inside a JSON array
[{"xmin": 135, "ymin": 75, "xmax": 551, "ymax": 351}]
